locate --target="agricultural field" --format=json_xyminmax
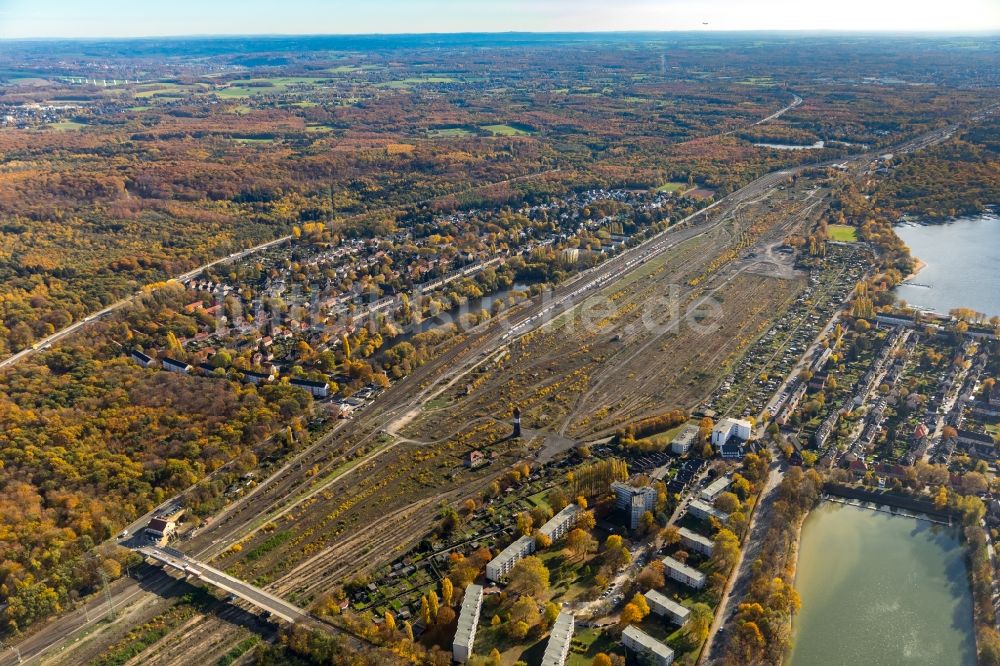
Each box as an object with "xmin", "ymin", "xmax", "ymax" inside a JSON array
[{"xmin": 46, "ymin": 119, "xmax": 87, "ymax": 130}]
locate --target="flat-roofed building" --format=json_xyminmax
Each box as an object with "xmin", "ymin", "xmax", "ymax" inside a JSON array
[
  {"xmin": 711, "ymin": 418, "xmax": 752, "ymax": 447},
  {"xmin": 688, "ymin": 499, "xmax": 729, "ymax": 523},
  {"xmin": 677, "ymin": 527, "xmax": 714, "ymax": 556},
  {"xmin": 644, "ymin": 589, "xmax": 690, "ymax": 626},
  {"xmin": 541, "ymin": 610, "xmax": 575, "ymax": 666},
  {"xmin": 452, "ymin": 584, "xmax": 483, "ymax": 663},
  {"xmin": 670, "ymin": 424, "xmax": 699, "ymax": 455},
  {"xmin": 699, "ymin": 476, "xmax": 731, "ymax": 502},
  {"xmin": 611, "ymin": 482, "xmax": 658, "ymax": 530},
  {"xmin": 485, "ymin": 535, "xmax": 535, "ymax": 582},
  {"xmin": 662, "ymin": 556, "xmax": 706, "ymax": 589},
  {"xmin": 539, "ymin": 504, "xmax": 581, "ymax": 542},
  {"xmin": 621, "ymin": 625, "xmax": 675, "ymax": 666}
]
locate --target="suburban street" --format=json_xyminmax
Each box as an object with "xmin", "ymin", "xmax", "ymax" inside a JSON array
[{"xmin": 701, "ymin": 458, "xmax": 787, "ymax": 664}]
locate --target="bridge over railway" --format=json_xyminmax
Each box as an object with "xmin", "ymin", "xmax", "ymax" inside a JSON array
[{"xmin": 138, "ymin": 546, "xmax": 309, "ymax": 623}]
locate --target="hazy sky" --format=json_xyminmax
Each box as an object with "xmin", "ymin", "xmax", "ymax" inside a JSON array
[{"xmin": 1, "ymin": 0, "xmax": 999, "ymax": 39}]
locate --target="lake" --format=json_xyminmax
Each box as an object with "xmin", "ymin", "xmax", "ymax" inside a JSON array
[
  {"xmin": 788, "ymin": 502, "xmax": 975, "ymax": 666},
  {"xmin": 894, "ymin": 212, "xmax": 1000, "ymax": 316},
  {"xmin": 753, "ymin": 140, "xmax": 825, "ymax": 150}
]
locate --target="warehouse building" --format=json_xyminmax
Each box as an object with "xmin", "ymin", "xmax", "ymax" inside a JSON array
[{"xmin": 452, "ymin": 584, "xmax": 483, "ymax": 663}]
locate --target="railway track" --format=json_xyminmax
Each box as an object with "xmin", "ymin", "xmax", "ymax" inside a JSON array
[{"xmin": 9, "ymin": 111, "xmax": 988, "ymax": 665}]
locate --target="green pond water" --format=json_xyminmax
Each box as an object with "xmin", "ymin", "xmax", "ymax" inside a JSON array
[{"xmin": 788, "ymin": 501, "xmax": 976, "ymax": 666}]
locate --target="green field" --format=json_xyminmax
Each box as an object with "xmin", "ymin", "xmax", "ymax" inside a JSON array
[
  {"xmin": 738, "ymin": 76, "xmax": 777, "ymax": 86},
  {"xmin": 427, "ymin": 125, "xmax": 476, "ymax": 138},
  {"xmin": 379, "ymin": 76, "xmax": 458, "ymax": 89},
  {"xmin": 47, "ymin": 120, "xmax": 87, "ymax": 131},
  {"xmin": 133, "ymin": 82, "xmax": 208, "ymax": 99},
  {"xmin": 828, "ymin": 224, "xmax": 858, "ymax": 242},
  {"xmin": 567, "ymin": 627, "xmax": 623, "ymax": 666},
  {"xmin": 216, "ymin": 77, "xmax": 327, "ymax": 99},
  {"xmin": 481, "ymin": 123, "xmax": 534, "ymax": 136},
  {"xmin": 656, "ymin": 182, "xmax": 689, "ymax": 193},
  {"xmin": 635, "ymin": 424, "xmax": 685, "ymax": 450}
]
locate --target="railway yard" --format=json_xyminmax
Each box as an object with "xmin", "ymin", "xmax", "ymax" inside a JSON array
[
  {"xmin": 5, "ymin": 152, "xmax": 836, "ymax": 666},
  {"xmin": 5, "ymin": 106, "xmax": 998, "ymax": 666}
]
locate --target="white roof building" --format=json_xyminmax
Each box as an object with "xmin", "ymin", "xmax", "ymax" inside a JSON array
[
  {"xmin": 485, "ymin": 535, "xmax": 535, "ymax": 582},
  {"xmin": 678, "ymin": 527, "xmax": 714, "ymax": 556},
  {"xmin": 670, "ymin": 424, "xmax": 700, "ymax": 454},
  {"xmin": 688, "ymin": 499, "xmax": 729, "ymax": 523},
  {"xmin": 700, "ymin": 476, "xmax": 732, "ymax": 502},
  {"xmin": 711, "ymin": 418, "xmax": 752, "ymax": 447},
  {"xmin": 453, "ymin": 584, "xmax": 483, "ymax": 663},
  {"xmin": 539, "ymin": 504, "xmax": 581, "ymax": 542},
  {"xmin": 662, "ymin": 555, "xmax": 706, "ymax": 589},
  {"xmin": 644, "ymin": 589, "xmax": 690, "ymax": 626},
  {"xmin": 540, "ymin": 611, "xmax": 575, "ymax": 666},
  {"xmin": 622, "ymin": 625, "xmax": 675, "ymax": 666}
]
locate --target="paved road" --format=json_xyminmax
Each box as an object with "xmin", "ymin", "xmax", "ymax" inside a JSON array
[
  {"xmin": 723, "ymin": 93, "xmax": 803, "ymax": 136},
  {"xmin": 0, "ymin": 235, "xmax": 293, "ymax": 372},
  {"xmin": 700, "ymin": 458, "xmax": 787, "ymax": 664}
]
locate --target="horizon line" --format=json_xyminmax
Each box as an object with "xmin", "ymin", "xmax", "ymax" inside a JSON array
[{"xmin": 3, "ymin": 28, "xmax": 1000, "ymax": 42}]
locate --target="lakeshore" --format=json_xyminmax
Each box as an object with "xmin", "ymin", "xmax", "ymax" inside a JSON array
[{"xmin": 894, "ymin": 212, "xmax": 1000, "ymax": 317}]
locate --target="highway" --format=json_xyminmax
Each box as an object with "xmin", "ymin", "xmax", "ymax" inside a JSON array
[
  {"xmin": 138, "ymin": 546, "xmax": 309, "ymax": 624},
  {"xmin": 723, "ymin": 93, "xmax": 803, "ymax": 136}
]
